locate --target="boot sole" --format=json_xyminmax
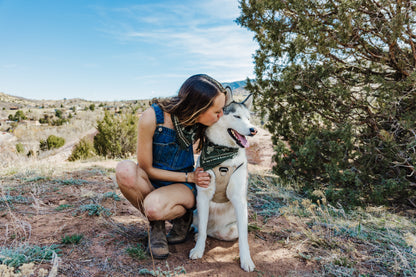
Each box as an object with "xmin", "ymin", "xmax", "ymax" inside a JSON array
[{"xmin": 146, "ymin": 247, "xmax": 169, "ymax": 259}]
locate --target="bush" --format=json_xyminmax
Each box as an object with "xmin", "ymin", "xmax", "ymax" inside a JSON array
[
  {"xmin": 238, "ymin": 0, "xmax": 416, "ymax": 206},
  {"xmin": 61, "ymin": 234, "xmax": 83, "ymax": 245},
  {"xmin": 8, "ymin": 110, "xmax": 26, "ymax": 122},
  {"xmin": 55, "ymin": 109, "xmax": 63, "ymax": 118},
  {"xmin": 40, "ymin": 135, "xmax": 65, "ymax": 151},
  {"xmin": 68, "ymin": 137, "xmax": 96, "ymax": 161},
  {"xmin": 94, "ymin": 111, "xmax": 137, "ymax": 159},
  {"xmin": 51, "ymin": 118, "xmax": 69, "ymax": 126},
  {"xmin": 15, "ymin": 143, "xmax": 25, "ymax": 154}
]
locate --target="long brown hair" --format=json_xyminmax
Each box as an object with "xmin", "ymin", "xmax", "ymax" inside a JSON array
[{"xmin": 154, "ymin": 74, "xmax": 226, "ymax": 150}]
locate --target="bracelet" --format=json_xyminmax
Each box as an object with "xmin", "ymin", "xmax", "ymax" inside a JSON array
[{"xmin": 185, "ymin": 172, "xmax": 188, "ymax": 183}]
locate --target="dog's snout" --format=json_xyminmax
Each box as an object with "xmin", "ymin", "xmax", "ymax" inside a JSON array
[{"xmin": 249, "ymin": 128, "xmax": 258, "ymax": 136}]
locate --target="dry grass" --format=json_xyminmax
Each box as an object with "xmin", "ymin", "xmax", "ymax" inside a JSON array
[
  {"xmin": 1, "ymin": 158, "xmax": 416, "ymax": 276},
  {"xmin": 1, "ymin": 94, "xmax": 415, "ymax": 276},
  {"xmin": 247, "ymin": 173, "xmax": 416, "ymax": 276}
]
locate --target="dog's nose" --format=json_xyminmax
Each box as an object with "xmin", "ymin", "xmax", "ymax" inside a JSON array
[{"xmin": 249, "ymin": 128, "xmax": 258, "ymax": 136}]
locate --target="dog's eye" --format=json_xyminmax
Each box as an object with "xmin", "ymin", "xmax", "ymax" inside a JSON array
[{"xmin": 234, "ymin": 115, "xmax": 241, "ymax": 119}]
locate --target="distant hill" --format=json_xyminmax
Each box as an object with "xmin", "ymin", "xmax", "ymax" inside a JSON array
[
  {"xmin": 0, "ymin": 92, "xmax": 41, "ymax": 109},
  {"xmin": 222, "ymin": 80, "xmax": 248, "ymax": 90},
  {"xmin": 0, "ymin": 80, "xmax": 251, "ymax": 107},
  {"xmin": 222, "ymin": 80, "xmax": 250, "ymax": 97},
  {"xmin": 0, "ymin": 92, "xmax": 142, "ymax": 110}
]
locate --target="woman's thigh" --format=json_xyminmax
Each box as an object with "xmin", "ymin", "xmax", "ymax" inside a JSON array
[{"xmin": 143, "ymin": 183, "xmax": 195, "ymax": 220}]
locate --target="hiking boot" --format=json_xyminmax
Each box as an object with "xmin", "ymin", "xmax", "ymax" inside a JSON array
[
  {"xmin": 148, "ymin": 220, "xmax": 169, "ymax": 259},
  {"xmin": 167, "ymin": 209, "xmax": 193, "ymax": 244}
]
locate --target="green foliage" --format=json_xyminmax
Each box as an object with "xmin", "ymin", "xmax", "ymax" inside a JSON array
[
  {"xmin": 55, "ymin": 204, "xmax": 72, "ymax": 211},
  {"xmin": 89, "ymin": 104, "xmax": 95, "ymax": 111},
  {"xmin": 77, "ymin": 204, "xmax": 111, "ymax": 216},
  {"xmin": 15, "ymin": 143, "xmax": 25, "ymax": 154},
  {"xmin": 39, "ymin": 114, "xmax": 69, "ymax": 126},
  {"xmin": 39, "ymin": 114, "xmax": 51, "ymax": 124},
  {"xmin": 68, "ymin": 137, "xmax": 96, "ymax": 161},
  {"xmin": 126, "ymin": 243, "xmax": 147, "ymax": 260},
  {"xmin": 94, "ymin": 111, "xmax": 138, "ymax": 158},
  {"xmin": 103, "ymin": 191, "xmax": 121, "ymax": 201},
  {"xmin": 238, "ymin": 0, "xmax": 416, "ymax": 206},
  {"xmin": 53, "ymin": 178, "xmax": 88, "ymax": 185},
  {"xmin": 0, "ymin": 245, "xmax": 61, "ymax": 268},
  {"xmin": 51, "ymin": 118, "xmax": 69, "ymax": 126},
  {"xmin": 8, "ymin": 110, "xmax": 26, "ymax": 122},
  {"xmin": 61, "ymin": 234, "xmax": 83, "ymax": 244},
  {"xmin": 55, "ymin": 109, "xmax": 63, "ymax": 118},
  {"xmin": 40, "ymin": 135, "xmax": 65, "ymax": 151}
]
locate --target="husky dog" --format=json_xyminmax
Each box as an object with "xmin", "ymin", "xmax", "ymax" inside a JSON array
[{"xmin": 189, "ymin": 88, "xmax": 257, "ymax": 272}]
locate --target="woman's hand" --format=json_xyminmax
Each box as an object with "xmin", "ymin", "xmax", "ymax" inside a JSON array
[{"xmin": 192, "ymin": 167, "xmax": 210, "ymax": 188}]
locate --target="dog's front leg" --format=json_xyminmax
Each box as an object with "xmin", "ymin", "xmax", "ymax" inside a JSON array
[
  {"xmin": 229, "ymin": 185, "xmax": 255, "ymax": 272},
  {"xmin": 189, "ymin": 171, "xmax": 215, "ymax": 260}
]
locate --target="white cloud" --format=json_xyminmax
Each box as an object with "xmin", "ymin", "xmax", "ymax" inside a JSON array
[{"xmin": 94, "ymin": 0, "xmax": 256, "ymax": 81}]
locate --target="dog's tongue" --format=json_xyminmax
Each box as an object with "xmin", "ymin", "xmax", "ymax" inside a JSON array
[{"xmin": 235, "ymin": 131, "xmax": 249, "ymax": 148}]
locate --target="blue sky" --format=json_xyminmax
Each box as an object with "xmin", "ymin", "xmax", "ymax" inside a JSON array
[{"xmin": 0, "ymin": 0, "xmax": 256, "ymax": 101}]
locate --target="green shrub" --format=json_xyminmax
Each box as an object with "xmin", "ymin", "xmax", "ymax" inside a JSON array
[
  {"xmin": 77, "ymin": 204, "xmax": 111, "ymax": 216},
  {"xmin": 238, "ymin": 0, "xmax": 416, "ymax": 206},
  {"xmin": 55, "ymin": 109, "xmax": 63, "ymax": 118},
  {"xmin": 39, "ymin": 114, "xmax": 51, "ymax": 124},
  {"xmin": 40, "ymin": 135, "xmax": 65, "ymax": 151},
  {"xmin": 15, "ymin": 143, "xmax": 25, "ymax": 154},
  {"xmin": 51, "ymin": 118, "xmax": 69, "ymax": 126},
  {"xmin": 61, "ymin": 234, "xmax": 83, "ymax": 244},
  {"xmin": 126, "ymin": 243, "xmax": 147, "ymax": 260},
  {"xmin": 94, "ymin": 111, "xmax": 137, "ymax": 158},
  {"xmin": 0, "ymin": 245, "xmax": 61, "ymax": 268},
  {"xmin": 8, "ymin": 110, "xmax": 27, "ymax": 122},
  {"xmin": 68, "ymin": 137, "xmax": 96, "ymax": 161}
]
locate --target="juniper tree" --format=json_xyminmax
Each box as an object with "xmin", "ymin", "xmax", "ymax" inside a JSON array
[
  {"xmin": 94, "ymin": 111, "xmax": 137, "ymax": 159},
  {"xmin": 238, "ymin": 0, "xmax": 416, "ymax": 205}
]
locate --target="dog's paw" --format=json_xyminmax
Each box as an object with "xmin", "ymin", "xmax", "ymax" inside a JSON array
[
  {"xmin": 240, "ymin": 256, "xmax": 255, "ymax": 272},
  {"xmin": 189, "ymin": 246, "xmax": 204, "ymax": 260}
]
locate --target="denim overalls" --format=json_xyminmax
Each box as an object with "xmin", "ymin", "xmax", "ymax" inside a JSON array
[{"xmin": 151, "ymin": 104, "xmax": 196, "ymax": 196}]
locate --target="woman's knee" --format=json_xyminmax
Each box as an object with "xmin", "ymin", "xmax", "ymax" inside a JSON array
[
  {"xmin": 115, "ymin": 160, "xmax": 137, "ymax": 189},
  {"xmin": 143, "ymin": 195, "xmax": 164, "ymax": 221}
]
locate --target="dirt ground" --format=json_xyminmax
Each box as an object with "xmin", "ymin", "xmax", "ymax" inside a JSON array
[{"xmin": 0, "ymin": 127, "xmax": 320, "ymax": 276}]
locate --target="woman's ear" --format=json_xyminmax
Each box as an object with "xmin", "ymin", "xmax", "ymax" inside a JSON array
[{"xmin": 225, "ymin": 86, "xmax": 233, "ymax": 106}]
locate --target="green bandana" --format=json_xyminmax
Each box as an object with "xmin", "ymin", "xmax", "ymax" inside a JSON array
[
  {"xmin": 200, "ymin": 140, "xmax": 239, "ymax": 170},
  {"xmin": 171, "ymin": 115, "xmax": 198, "ymax": 149}
]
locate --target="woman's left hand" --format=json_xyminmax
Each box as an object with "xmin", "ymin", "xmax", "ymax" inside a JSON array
[{"xmin": 192, "ymin": 167, "xmax": 210, "ymax": 188}]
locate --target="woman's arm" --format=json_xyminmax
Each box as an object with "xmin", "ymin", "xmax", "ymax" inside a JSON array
[{"xmin": 137, "ymin": 108, "xmax": 209, "ymax": 186}]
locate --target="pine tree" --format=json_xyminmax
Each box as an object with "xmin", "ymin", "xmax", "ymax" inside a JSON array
[{"xmin": 238, "ymin": 0, "xmax": 416, "ymax": 205}]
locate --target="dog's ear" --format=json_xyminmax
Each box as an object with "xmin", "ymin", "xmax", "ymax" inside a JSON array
[
  {"xmin": 242, "ymin": 94, "xmax": 253, "ymax": 109},
  {"xmin": 224, "ymin": 86, "xmax": 233, "ymax": 106}
]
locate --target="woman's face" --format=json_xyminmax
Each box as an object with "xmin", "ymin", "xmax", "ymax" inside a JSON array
[{"xmin": 197, "ymin": 93, "xmax": 225, "ymax": 126}]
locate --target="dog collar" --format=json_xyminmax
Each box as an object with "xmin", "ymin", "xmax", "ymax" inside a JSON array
[{"xmin": 200, "ymin": 140, "xmax": 239, "ymax": 170}]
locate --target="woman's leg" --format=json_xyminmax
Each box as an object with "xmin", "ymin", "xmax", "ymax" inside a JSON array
[
  {"xmin": 143, "ymin": 183, "xmax": 195, "ymax": 221},
  {"xmin": 115, "ymin": 160, "xmax": 154, "ymax": 215}
]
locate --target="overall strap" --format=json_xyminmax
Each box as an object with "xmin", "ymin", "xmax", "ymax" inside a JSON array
[{"xmin": 151, "ymin": 103, "xmax": 164, "ymax": 125}]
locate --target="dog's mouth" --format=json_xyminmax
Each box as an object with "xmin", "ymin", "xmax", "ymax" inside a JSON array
[{"xmin": 228, "ymin": 128, "xmax": 249, "ymax": 148}]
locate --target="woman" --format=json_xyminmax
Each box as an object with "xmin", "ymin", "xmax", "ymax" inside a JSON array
[{"xmin": 115, "ymin": 74, "xmax": 226, "ymax": 259}]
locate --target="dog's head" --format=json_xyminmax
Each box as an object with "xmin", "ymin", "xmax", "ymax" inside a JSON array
[{"xmin": 206, "ymin": 87, "xmax": 257, "ymax": 148}]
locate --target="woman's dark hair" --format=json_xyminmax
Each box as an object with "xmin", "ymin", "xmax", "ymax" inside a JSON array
[{"xmin": 154, "ymin": 74, "xmax": 226, "ymax": 150}]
